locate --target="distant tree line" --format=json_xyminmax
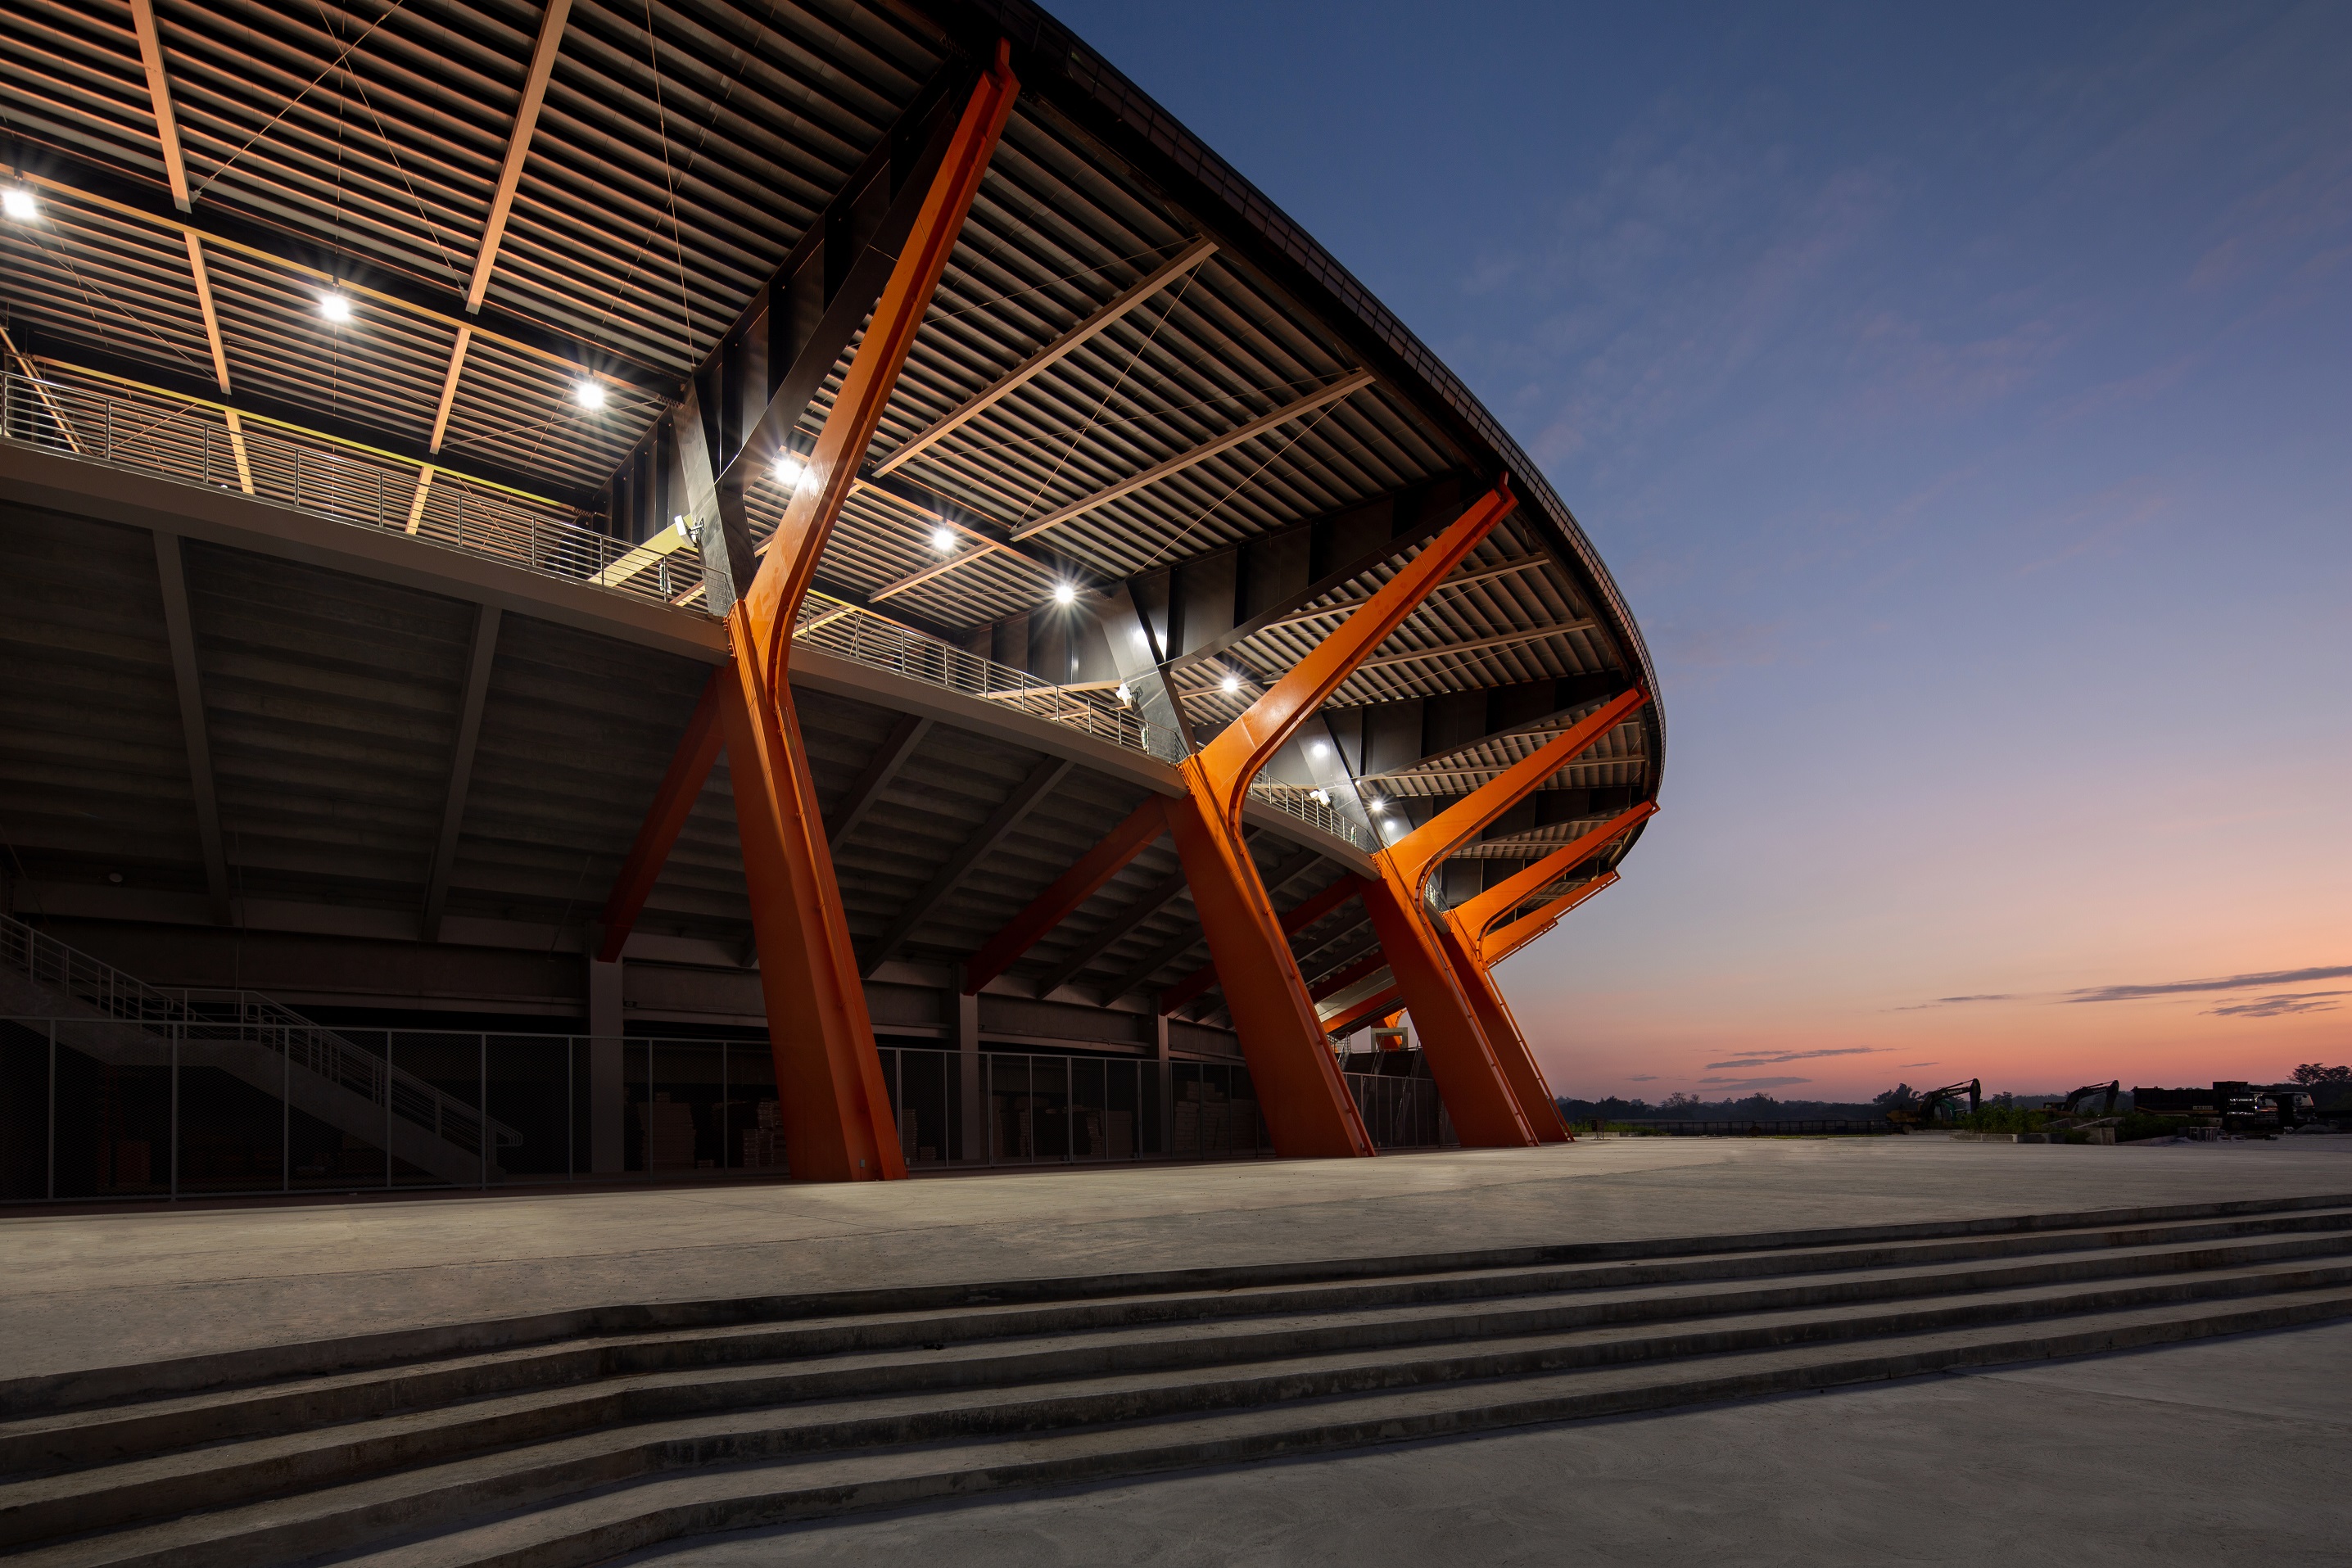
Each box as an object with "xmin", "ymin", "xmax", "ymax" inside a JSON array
[{"xmin": 1559, "ymin": 1065, "xmax": 2352, "ymax": 1125}]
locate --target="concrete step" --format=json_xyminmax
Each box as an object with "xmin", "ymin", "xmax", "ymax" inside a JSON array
[
  {"xmin": 14, "ymin": 1191, "xmax": 2349, "ymax": 1422},
  {"xmin": 8, "ymin": 1248, "xmax": 2350, "ymax": 1568},
  {"xmin": 9, "ymin": 1200, "xmax": 2350, "ymax": 1482},
  {"xmin": 9, "ymin": 1214, "xmax": 2351, "ymax": 1505},
  {"xmin": 328, "ymin": 1286, "xmax": 2352, "ymax": 1568},
  {"xmin": 19, "ymin": 1277, "xmax": 2352, "ymax": 1568}
]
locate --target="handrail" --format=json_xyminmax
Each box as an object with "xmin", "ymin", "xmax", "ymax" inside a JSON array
[
  {"xmin": 2, "ymin": 367, "xmax": 1375, "ymax": 853},
  {"xmin": 0, "ymin": 912, "xmax": 520, "ymax": 1153},
  {"xmin": 0, "ymin": 367, "xmax": 679, "ymax": 607}
]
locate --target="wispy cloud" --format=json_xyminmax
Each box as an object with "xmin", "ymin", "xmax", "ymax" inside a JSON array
[
  {"xmin": 2205, "ymin": 992, "xmax": 2345, "ymax": 1019},
  {"xmin": 2067, "ymin": 966, "xmax": 2352, "ymax": 1003},
  {"xmin": 1626, "ymin": 1074, "xmax": 1658, "ymax": 1082},
  {"xmin": 1697, "ymin": 1075, "xmax": 1814, "ymax": 1090},
  {"xmin": 1893, "ymin": 994, "xmax": 2013, "ymax": 1010},
  {"xmin": 1703, "ymin": 1046, "xmax": 1883, "ymax": 1069},
  {"xmin": 1904, "ymin": 1061, "xmax": 1941, "ymax": 1068}
]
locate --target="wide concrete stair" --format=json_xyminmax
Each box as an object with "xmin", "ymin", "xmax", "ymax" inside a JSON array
[{"xmin": 5, "ymin": 1193, "xmax": 2350, "ymax": 1567}]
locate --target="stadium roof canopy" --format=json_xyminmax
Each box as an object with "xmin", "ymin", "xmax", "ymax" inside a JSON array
[{"xmin": 0, "ymin": 0, "xmax": 1662, "ymax": 1032}]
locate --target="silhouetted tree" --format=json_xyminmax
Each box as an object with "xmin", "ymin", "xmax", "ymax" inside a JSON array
[
  {"xmin": 1874, "ymin": 1083, "xmax": 1917, "ymax": 1110},
  {"xmin": 2291, "ymin": 1064, "xmax": 2351, "ymax": 1085}
]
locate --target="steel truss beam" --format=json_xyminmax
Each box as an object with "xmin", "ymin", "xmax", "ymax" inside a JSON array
[
  {"xmin": 1160, "ymin": 481, "xmax": 1517, "ymax": 1157},
  {"xmin": 715, "ymin": 46, "xmax": 1019, "ymax": 1182}
]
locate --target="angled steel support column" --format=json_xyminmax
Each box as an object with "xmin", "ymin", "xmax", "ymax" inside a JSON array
[
  {"xmin": 595, "ymin": 670, "xmax": 726, "ymax": 961},
  {"xmin": 1438, "ymin": 802, "xmax": 1653, "ymax": 1110},
  {"xmin": 1369, "ymin": 688, "xmax": 1651, "ymax": 1143},
  {"xmin": 1319, "ymin": 983, "xmax": 1404, "ymax": 1040},
  {"xmin": 1481, "ymin": 872, "xmax": 1619, "ymax": 966},
  {"xmin": 963, "ymin": 797, "xmax": 1168, "ymax": 995},
  {"xmin": 1157, "ymin": 873, "xmax": 1362, "ymax": 1016},
  {"xmin": 718, "ymin": 46, "xmax": 1018, "ymax": 1183},
  {"xmin": 1162, "ymin": 481, "xmax": 1517, "ymax": 1158}
]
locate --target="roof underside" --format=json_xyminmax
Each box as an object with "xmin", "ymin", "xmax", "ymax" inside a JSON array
[{"xmin": 0, "ymin": 0, "xmax": 1662, "ymax": 1019}]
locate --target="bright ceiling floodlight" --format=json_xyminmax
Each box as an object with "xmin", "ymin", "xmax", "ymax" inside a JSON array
[
  {"xmin": 1367, "ymin": 797, "xmax": 1387, "ymax": 814},
  {"xmin": 1115, "ymin": 682, "xmax": 1133, "ymax": 707},
  {"xmin": 773, "ymin": 452, "xmax": 805, "ymax": 487},
  {"xmin": 1052, "ymin": 582, "xmax": 1077, "ymax": 606},
  {"xmin": 572, "ymin": 380, "xmax": 606, "ymax": 410},
  {"xmin": 319, "ymin": 293, "xmax": 352, "ymax": 323},
  {"xmin": 2, "ymin": 188, "xmax": 38, "ymax": 221},
  {"xmin": 929, "ymin": 525, "xmax": 956, "ymax": 553},
  {"xmin": 1220, "ymin": 673, "xmax": 1241, "ymax": 694}
]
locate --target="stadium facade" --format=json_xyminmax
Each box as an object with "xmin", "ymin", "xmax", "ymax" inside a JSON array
[{"xmin": 0, "ymin": 0, "xmax": 1662, "ymax": 1192}]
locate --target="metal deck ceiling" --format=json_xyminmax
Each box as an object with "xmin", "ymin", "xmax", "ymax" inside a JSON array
[{"xmin": 1, "ymin": 0, "xmax": 1662, "ymax": 1019}]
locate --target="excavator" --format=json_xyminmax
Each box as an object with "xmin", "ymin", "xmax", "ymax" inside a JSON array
[
  {"xmin": 1886, "ymin": 1079, "xmax": 1982, "ymax": 1128},
  {"xmin": 2056, "ymin": 1081, "xmax": 2120, "ymax": 1118}
]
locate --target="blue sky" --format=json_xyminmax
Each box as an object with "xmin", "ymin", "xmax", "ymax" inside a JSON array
[{"xmin": 1053, "ymin": 0, "xmax": 2352, "ymax": 1098}]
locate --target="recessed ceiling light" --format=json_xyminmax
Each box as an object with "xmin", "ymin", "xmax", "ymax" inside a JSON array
[
  {"xmin": 929, "ymin": 525, "xmax": 956, "ymax": 553},
  {"xmin": 1052, "ymin": 582, "xmax": 1076, "ymax": 606},
  {"xmin": 573, "ymin": 380, "xmax": 606, "ymax": 409},
  {"xmin": 1220, "ymin": 673, "xmax": 1241, "ymax": 694},
  {"xmin": 1368, "ymin": 797, "xmax": 1387, "ymax": 814},
  {"xmin": 773, "ymin": 452, "xmax": 805, "ymax": 487},
  {"xmin": 319, "ymin": 293, "xmax": 351, "ymax": 323},
  {"xmin": 2, "ymin": 188, "xmax": 38, "ymax": 221}
]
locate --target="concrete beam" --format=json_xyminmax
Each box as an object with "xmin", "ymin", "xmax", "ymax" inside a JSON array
[
  {"xmin": 150, "ymin": 532, "xmax": 231, "ymax": 924},
  {"xmin": 422, "ymin": 607, "xmax": 503, "ymax": 942}
]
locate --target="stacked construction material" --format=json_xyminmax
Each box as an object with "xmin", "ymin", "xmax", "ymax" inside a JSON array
[{"xmin": 740, "ymin": 1100, "xmax": 785, "ymax": 1169}]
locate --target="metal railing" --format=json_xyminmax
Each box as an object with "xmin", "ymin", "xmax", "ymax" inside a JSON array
[
  {"xmin": 0, "ymin": 368, "xmax": 668, "ymax": 603},
  {"xmin": 2, "ymin": 368, "xmax": 1376, "ymax": 853},
  {"xmin": 0, "ymin": 1019, "xmax": 1484, "ymax": 1202},
  {"xmin": 1, "ymin": 913, "xmax": 518, "ymax": 1163},
  {"xmin": 794, "ymin": 597, "xmax": 1377, "ymax": 852}
]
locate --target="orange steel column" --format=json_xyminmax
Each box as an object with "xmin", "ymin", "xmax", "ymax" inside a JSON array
[
  {"xmin": 721, "ymin": 47, "xmax": 1019, "ymax": 1182},
  {"xmin": 1368, "ymin": 689, "xmax": 1650, "ymax": 1143},
  {"xmin": 1165, "ymin": 481, "xmax": 1520, "ymax": 1158},
  {"xmin": 1481, "ymin": 871, "xmax": 1619, "ymax": 965},
  {"xmin": 962, "ymin": 797, "xmax": 1166, "ymax": 994},
  {"xmin": 1435, "ymin": 806, "xmax": 1650, "ymax": 1132},
  {"xmin": 596, "ymin": 669, "xmax": 725, "ymax": 962}
]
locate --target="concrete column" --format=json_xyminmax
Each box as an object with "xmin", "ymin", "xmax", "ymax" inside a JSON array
[
  {"xmin": 1154, "ymin": 1011, "xmax": 1174, "ymax": 1154},
  {"xmin": 588, "ymin": 956, "xmax": 624, "ymax": 1174},
  {"xmin": 955, "ymin": 966, "xmax": 984, "ymax": 1163}
]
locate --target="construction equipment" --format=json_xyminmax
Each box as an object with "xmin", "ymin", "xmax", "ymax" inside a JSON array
[
  {"xmin": 1914, "ymin": 1079, "xmax": 1983, "ymax": 1124},
  {"xmin": 2057, "ymin": 1080, "xmax": 2120, "ymax": 1118}
]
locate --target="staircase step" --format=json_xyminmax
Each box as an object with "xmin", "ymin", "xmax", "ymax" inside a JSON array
[
  {"xmin": 10, "ymin": 1258, "xmax": 2348, "ymax": 1568},
  {"xmin": 14, "ymin": 1193, "xmax": 2349, "ymax": 1421},
  {"xmin": 11, "ymin": 1204, "xmax": 2350, "ymax": 1483},
  {"xmin": 24, "ymin": 1281, "xmax": 2352, "ymax": 1568}
]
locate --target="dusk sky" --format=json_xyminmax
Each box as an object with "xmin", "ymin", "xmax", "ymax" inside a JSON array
[{"xmin": 1055, "ymin": 0, "xmax": 2352, "ymax": 1101}]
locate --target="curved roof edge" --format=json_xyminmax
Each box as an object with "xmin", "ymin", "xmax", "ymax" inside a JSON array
[{"xmin": 914, "ymin": 0, "xmax": 1667, "ymax": 793}]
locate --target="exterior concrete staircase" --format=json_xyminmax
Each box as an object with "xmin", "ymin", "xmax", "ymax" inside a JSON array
[
  {"xmin": 2, "ymin": 1194, "xmax": 2349, "ymax": 1566},
  {"xmin": 0, "ymin": 912, "xmax": 518, "ymax": 1187}
]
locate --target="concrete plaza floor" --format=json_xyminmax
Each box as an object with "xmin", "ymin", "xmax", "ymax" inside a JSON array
[
  {"xmin": 2, "ymin": 1135, "xmax": 2346, "ymax": 1381},
  {"xmin": 622, "ymin": 1320, "xmax": 2352, "ymax": 1567}
]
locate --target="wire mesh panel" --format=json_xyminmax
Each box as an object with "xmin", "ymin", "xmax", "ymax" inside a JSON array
[{"xmin": 0, "ymin": 1020, "xmax": 47, "ymax": 1201}]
